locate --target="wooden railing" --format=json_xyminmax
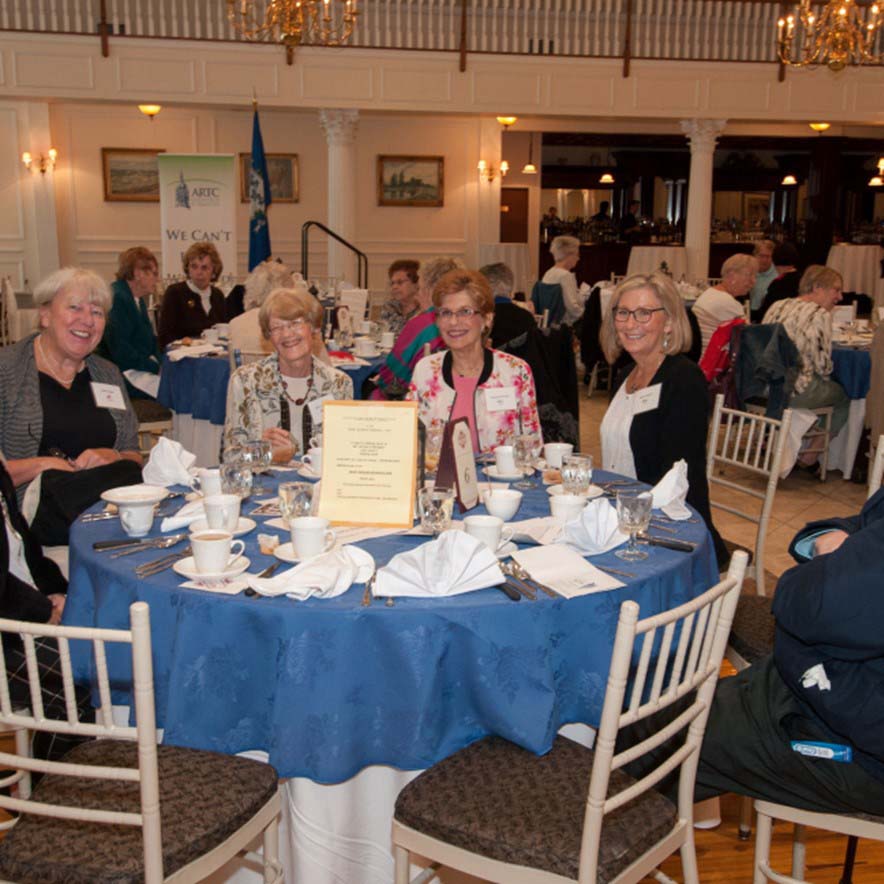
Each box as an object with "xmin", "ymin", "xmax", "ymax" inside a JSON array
[{"xmin": 1, "ymin": 0, "xmax": 879, "ymax": 71}]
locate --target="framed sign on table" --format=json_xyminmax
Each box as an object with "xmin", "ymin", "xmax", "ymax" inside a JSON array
[
  {"xmin": 377, "ymin": 155, "xmax": 444, "ymax": 207},
  {"xmin": 239, "ymin": 152, "xmax": 299, "ymax": 202},
  {"xmin": 101, "ymin": 148, "xmax": 165, "ymax": 202}
]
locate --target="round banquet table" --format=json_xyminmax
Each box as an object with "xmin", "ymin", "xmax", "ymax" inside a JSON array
[
  {"xmin": 827, "ymin": 343, "xmax": 872, "ymax": 478},
  {"xmin": 63, "ymin": 471, "xmax": 717, "ymax": 883},
  {"xmin": 826, "ymin": 243, "xmax": 883, "ymax": 306},
  {"xmin": 626, "ymin": 245, "xmax": 688, "ymax": 279}
]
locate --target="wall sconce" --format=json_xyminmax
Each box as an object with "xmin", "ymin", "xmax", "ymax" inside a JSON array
[
  {"xmin": 781, "ymin": 174, "xmax": 798, "ymax": 185},
  {"xmin": 599, "ymin": 172, "xmax": 615, "ymax": 184},
  {"xmin": 138, "ymin": 104, "xmax": 162, "ymax": 120},
  {"xmin": 21, "ymin": 148, "xmax": 58, "ymax": 175},
  {"xmin": 478, "ymin": 159, "xmax": 508, "ymax": 182},
  {"xmin": 808, "ymin": 122, "xmax": 831, "ymax": 133}
]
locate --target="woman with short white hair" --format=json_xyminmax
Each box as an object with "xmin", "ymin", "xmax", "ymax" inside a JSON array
[
  {"xmin": 228, "ymin": 259, "xmax": 296, "ymax": 356},
  {"xmin": 541, "ymin": 235, "xmax": 583, "ymax": 324},
  {"xmin": 691, "ymin": 252, "xmax": 757, "ymax": 356}
]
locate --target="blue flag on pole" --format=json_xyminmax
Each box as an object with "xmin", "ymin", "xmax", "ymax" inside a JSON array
[{"xmin": 248, "ymin": 107, "xmax": 272, "ymax": 270}]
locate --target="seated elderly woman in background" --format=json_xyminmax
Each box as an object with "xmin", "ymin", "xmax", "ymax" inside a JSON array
[
  {"xmin": 224, "ymin": 289, "xmax": 353, "ymax": 463},
  {"xmin": 408, "ymin": 269, "xmax": 542, "ymax": 456},
  {"xmin": 691, "ymin": 252, "xmax": 757, "ymax": 355},
  {"xmin": 542, "ymin": 235, "xmax": 582, "ymax": 325},
  {"xmin": 763, "ymin": 265, "xmax": 850, "ymax": 453},
  {"xmin": 380, "ymin": 259, "xmax": 421, "ymax": 338},
  {"xmin": 157, "ymin": 242, "xmax": 227, "ymax": 349},
  {"xmin": 0, "ymin": 268, "xmax": 142, "ymax": 540},
  {"xmin": 599, "ymin": 272, "xmax": 727, "ymax": 565}
]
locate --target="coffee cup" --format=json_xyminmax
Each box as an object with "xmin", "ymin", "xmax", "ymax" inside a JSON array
[
  {"xmin": 543, "ymin": 442, "xmax": 574, "ymax": 469},
  {"xmin": 302, "ymin": 448, "xmax": 323, "ymax": 475},
  {"xmin": 290, "ymin": 516, "xmax": 336, "ymax": 560},
  {"xmin": 482, "ymin": 488, "xmax": 522, "ymax": 522},
  {"xmin": 354, "ymin": 337, "xmax": 377, "ymax": 357},
  {"xmin": 380, "ymin": 331, "xmax": 395, "ymax": 348},
  {"xmin": 464, "ymin": 514, "xmax": 513, "ymax": 553},
  {"xmin": 550, "ymin": 493, "xmax": 587, "ymax": 523},
  {"xmin": 358, "ymin": 319, "xmax": 373, "ymax": 335},
  {"xmin": 494, "ymin": 445, "xmax": 517, "ymax": 475},
  {"xmin": 190, "ymin": 529, "xmax": 245, "ymax": 574},
  {"xmin": 203, "ymin": 493, "xmax": 241, "ymax": 532},
  {"xmin": 119, "ymin": 502, "xmax": 155, "ymax": 538},
  {"xmin": 194, "ymin": 468, "xmax": 222, "ymax": 497}
]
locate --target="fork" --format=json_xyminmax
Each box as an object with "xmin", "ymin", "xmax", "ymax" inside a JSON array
[
  {"xmin": 509, "ymin": 561, "xmax": 562, "ymax": 598},
  {"xmin": 361, "ymin": 571, "xmax": 376, "ymax": 607},
  {"xmin": 109, "ymin": 534, "xmax": 187, "ymax": 558},
  {"xmin": 136, "ymin": 546, "xmax": 192, "ymax": 577}
]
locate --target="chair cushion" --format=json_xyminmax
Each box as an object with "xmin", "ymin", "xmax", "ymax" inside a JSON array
[
  {"xmin": 394, "ymin": 735, "xmax": 677, "ymax": 883},
  {"xmin": 729, "ymin": 594, "xmax": 775, "ymax": 665},
  {"xmin": 0, "ymin": 739, "xmax": 279, "ymax": 884}
]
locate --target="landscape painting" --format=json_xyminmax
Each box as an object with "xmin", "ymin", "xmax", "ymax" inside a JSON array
[
  {"xmin": 102, "ymin": 148, "xmax": 164, "ymax": 202},
  {"xmin": 377, "ymin": 155, "xmax": 444, "ymax": 207},
  {"xmin": 239, "ymin": 153, "xmax": 299, "ymax": 203}
]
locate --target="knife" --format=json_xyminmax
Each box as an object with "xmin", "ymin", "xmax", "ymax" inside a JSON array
[
  {"xmin": 94, "ymin": 537, "xmax": 151, "ymax": 551},
  {"xmin": 496, "ymin": 581, "xmax": 522, "ymax": 601},
  {"xmin": 637, "ymin": 534, "xmax": 697, "ymax": 552}
]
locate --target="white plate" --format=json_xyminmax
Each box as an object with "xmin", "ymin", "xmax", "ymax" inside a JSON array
[
  {"xmin": 495, "ymin": 541, "xmax": 518, "ymax": 559},
  {"xmin": 188, "ymin": 517, "xmax": 257, "ymax": 537},
  {"xmin": 483, "ymin": 465, "xmax": 529, "ymax": 481},
  {"xmin": 297, "ymin": 466, "xmax": 321, "ymax": 480},
  {"xmin": 101, "ymin": 484, "xmax": 169, "ymax": 506},
  {"xmin": 273, "ymin": 541, "xmax": 341, "ymax": 563},
  {"xmin": 547, "ymin": 484, "xmax": 604, "ymax": 500},
  {"xmin": 173, "ymin": 555, "xmax": 250, "ymax": 581}
]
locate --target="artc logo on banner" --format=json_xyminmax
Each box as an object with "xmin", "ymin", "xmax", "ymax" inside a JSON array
[{"xmin": 158, "ymin": 154, "xmax": 237, "ymax": 278}]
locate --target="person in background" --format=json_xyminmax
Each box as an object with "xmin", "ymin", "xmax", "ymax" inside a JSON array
[
  {"xmin": 748, "ymin": 239, "xmax": 778, "ymax": 322},
  {"xmin": 98, "ymin": 246, "xmax": 167, "ymax": 420},
  {"xmin": 372, "ymin": 256, "xmax": 465, "ymax": 401},
  {"xmin": 380, "ymin": 260, "xmax": 421, "ymax": 337},
  {"xmin": 228, "ymin": 259, "xmax": 295, "ymax": 356},
  {"xmin": 756, "ymin": 241, "xmax": 802, "ymax": 320},
  {"xmin": 591, "ymin": 201, "xmax": 611, "ymax": 222},
  {"xmin": 481, "ymin": 262, "xmax": 536, "ymax": 349},
  {"xmin": 541, "ymin": 235, "xmax": 583, "ymax": 325},
  {"xmin": 600, "ymin": 272, "xmax": 727, "ymax": 566},
  {"xmin": 157, "ymin": 242, "xmax": 226, "ymax": 348},
  {"xmin": 619, "ymin": 200, "xmax": 642, "ymax": 241},
  {"xmin": 691, "ymin": 252, "xmax": 757, "ymax": 356},
  {"xmin": 408, "ymin": 270, "xmax": 542, "ymax": 455}
]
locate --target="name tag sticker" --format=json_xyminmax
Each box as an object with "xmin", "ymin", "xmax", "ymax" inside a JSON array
[
  {"xmin": 632, "ymin": 384, "xmax": 661, "ymax": 415},
  {"xmin": 90, "ymin": 382, "xmax": 127, "ymax": 410},
  {"xmin": 485, "ymin": 387, "xmax": 518, "ymax": 412},
  {"xmin": 307, "ymin": 397, "xmax": 328, "ymax": 424}
]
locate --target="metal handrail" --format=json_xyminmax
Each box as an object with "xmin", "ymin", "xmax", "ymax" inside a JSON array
[{"xmin": 301, "ymin": 221, "xmax": 368, "ymax": 289}]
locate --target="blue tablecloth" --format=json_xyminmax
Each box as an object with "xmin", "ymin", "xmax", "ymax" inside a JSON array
[
  {"xmin": 63, "ymin": 471, "xmax": 717, "ymax": 783},
  {"xmin": 157, "ymin": 355, "xmax": 230, "ymax": 426},
  {"xmin": 832, "ymin": 345, "xmax": 871, "ymax": 400}
]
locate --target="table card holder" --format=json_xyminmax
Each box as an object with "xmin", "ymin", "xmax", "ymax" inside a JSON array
[
  {"xmin": 338, "ymin": 288, "xmax": 369, "ymax": 321},
  {"xmin": 435, "ymin": 417, "xmax": 479, "ymax": 513},
  {"xmin": 317, "ymin": 400, "xmax": 418, "ymax": 528}
]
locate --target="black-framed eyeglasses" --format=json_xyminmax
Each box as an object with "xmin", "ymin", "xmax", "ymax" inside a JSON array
[{"xmin": 612, "ymin": 307, "xmax": 666, "ymax": 324}]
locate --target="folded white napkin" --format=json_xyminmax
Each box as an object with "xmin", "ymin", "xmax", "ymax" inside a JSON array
[
  {"xmin": 508, "ymin": 517, "xmax": 563, "ymax": 546},
  {"xmin": 142, "ymin": 437, "xmax": 198, "ymax": 488},
  {"xmin": 160, "ymin": 499, "xmax": 205, "ymax": 533},
  {"xmin": 246, "ymin": 545, "xmax": 374, "ymax": 601},
  {"xmin": 650, "ymin": 459, "xmax": 691, "ymax": 520},
  {"xmin": 375, "ymin": 530, "xmax": 504, "ymax": 599},
  {"xmin": 560, "ymin": 498, "xmax": 628, "ymax": 555},
  {"xmin": 166, "ymin": 342, "xmax": 225, "ymax": 361}
]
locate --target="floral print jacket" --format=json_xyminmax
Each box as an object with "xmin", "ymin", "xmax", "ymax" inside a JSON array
[
  {"xmin": 407, "ymin": 349, "xmax": 543, "ymax": 454},
  {"xmin": 224, "ymin": 354, "xmax": 353, "ymax": 456}
]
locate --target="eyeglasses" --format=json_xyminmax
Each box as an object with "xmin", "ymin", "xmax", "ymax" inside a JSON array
[
  {"xmin": 612, "ymin": 307, "xmax": 666, "ymax": 324},
  {"xmin": 268, "ymin": 318, "xmax": 310, "ymax": 336},
  {"xmin": 436, "ymin": 307, "xmax": 481, "ymax": 322}
]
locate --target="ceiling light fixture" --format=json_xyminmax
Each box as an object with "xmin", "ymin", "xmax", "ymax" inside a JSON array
[
  {"xmin": 138, "ymin": 104, "xmax": 162, "ymax": 120},
  {"xmin": 781, "ymin": 174, "xmax": 798, "ymax": 185},
  {"xmin": 599, "ymin": 172, "xmax": 615, "ymax": 184},
  {"xmin": 809, "ymin": 121, "xmax": 831, "ymax": 132},
  {"xmin": 870, "ymin": 175, "xmax": 884, "ymax": 187},
  {"xmin": 496, "ymin": 116, "xmax": 518, "ymax": 130},
  {"xmin": 522, "ymin": 137, "xmax": 537, "ymax": 175}
]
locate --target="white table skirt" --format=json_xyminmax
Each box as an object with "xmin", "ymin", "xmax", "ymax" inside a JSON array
[
  {"xmin": 170, "ymin": 413, "xmax": 223, "ymax": 469},
  {"xmin": 626, "ymin": 246, "xmax": 687, "ymax": 279},
  {"xmin": 781, "ymin": 399, "xmax": 865, "ymax": 480},
  {"xmin": 826, "ymin": 244, "xmax": 882, "ymax": 299}
]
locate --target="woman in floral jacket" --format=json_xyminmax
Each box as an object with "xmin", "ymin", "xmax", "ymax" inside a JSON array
[
  {"xmin": 408, "ymin": 269, "xmax": 542, "ymax": 455},
  {"xmin": 224, "ymin": 289, "xmax": 353, "ymax": 461}
]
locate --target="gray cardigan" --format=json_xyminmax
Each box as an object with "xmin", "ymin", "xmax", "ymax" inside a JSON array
[{"xmin": 0, "ymin": 334, "xmax": 139, "ymax": 499}]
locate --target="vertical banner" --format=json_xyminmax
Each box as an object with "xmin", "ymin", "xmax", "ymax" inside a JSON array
[{"xmin": 158, "ymin": 154, "xmax": 237, "ymax": 278}]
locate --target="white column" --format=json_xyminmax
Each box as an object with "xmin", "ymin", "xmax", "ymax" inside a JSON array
[
  {"xmin": 318, "ymin": 108, "xmax": 359, "ymax": 285},
  {"xmin": 680, "ymin": 119, "xmax": 726, "ymax": 282}
]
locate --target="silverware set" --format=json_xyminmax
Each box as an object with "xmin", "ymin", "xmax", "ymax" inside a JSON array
[{"xmin": 135, "ymin": 546, "xmax": 192, "ymax": 578}]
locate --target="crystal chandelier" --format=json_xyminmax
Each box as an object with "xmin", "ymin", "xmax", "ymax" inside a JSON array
[
  {"xmin": 777, "ymin": 0, "xmax": 883, "ymax": 71},
  {"xmin": 227, "ymin": 0, "xmax": 360, "ymax": 64}
]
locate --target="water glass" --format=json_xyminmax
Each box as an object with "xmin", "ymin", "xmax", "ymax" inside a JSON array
[
  {"xmin": 279, "ymin": 482, "xmax": 314, "ymax": 521},
  {"xmin": 220, "ymin": 462, "xmax": 253, "ymax": 499},
  {"xmin": 418, "ymin": 487, "xmax": 455, "ymax": 536},
  {"xmin": 561, "ymin": 454, "xmax": 593, "ymax": 495},
  {"xmin": 615, "ymin": 491, "xmax": 652, "ymax": 561},
  {"xmin": 424, "ymin": 425, "xmax": 444, "ymax": 476},
  {"xmin": 513, "ymin": 434, "xmax": 539, "ymax": 489}
]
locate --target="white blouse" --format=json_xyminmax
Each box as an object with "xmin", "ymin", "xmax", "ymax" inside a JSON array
[{"xmin": 600, "ymin": 382, "xmax": 638, "ymax": 479}]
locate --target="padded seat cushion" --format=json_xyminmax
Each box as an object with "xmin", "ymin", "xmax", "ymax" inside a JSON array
[
  {"xmin": 0, "ymin": 739, "xmax": 278, "ymax": 884},
  {"xmin": 729, "ymin": 594, "xmax": 775, "ymax": 665},
  {"xmin": 395, "ymin": 735, "xmax": 677, "ymax": 883}
]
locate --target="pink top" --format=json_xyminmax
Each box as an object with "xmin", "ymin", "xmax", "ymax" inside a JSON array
[{"xmin": 450, "ymin": 374, "xmax": 480, "ymax": 453}]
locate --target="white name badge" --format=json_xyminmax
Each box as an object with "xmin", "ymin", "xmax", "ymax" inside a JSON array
[
  {"xmin": 484, "ymin": 387, "xmax": 518, "ymax": 412},
  {"xmin": 90, "ymin": 382, "xmax": 127, "ymax": 410},
  {"xmin": 307, "ymin": 396, "xmax": 331, "ymax": 424},
  {"xmin": 631, "ymin": 383, "xmax": 661, "ymax": 415}
]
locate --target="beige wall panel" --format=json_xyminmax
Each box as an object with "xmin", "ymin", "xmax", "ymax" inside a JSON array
[
  {"xmin": 471, "ymin": 71, "xmax": 543, "ymax": 109},
  {"xmin": 785, "ymin": 75, "xmax": 848, "ymax": 115},
  {"xmin": 301, "ymin": 64, "xmax": 374, "ymax": 101},
  {"xmin": 0, "ymin": 107, "xmax": 24, "ymax": 241},
  {"xmin": 852, "ymin": 83, "xmax": 884, "ymax": 114},
  {"xmin": 0, "ymin": 50, "xmax": 5, "ymax": 86},
  {"xmin": 380, "ymin": 68, "xmax": 452, "ymax": 104},
  {"xmin": 117, "ymin": 57, "xmax": 196, "ymax": 95},
  {"xmin": 14, "ymin": 53, "xmax": 94, "ymax": 90},
  {"xmin": 205, "ymin": 62, "xmax": 279, "ymax": 98},
  {"xmin": 633, "ymin": 75, "xmax": 701, "ymax": 113},
  {"xmin": 548, "ymin": 74, "xmax": 616, "ymax": 112},
  {"xmin": 708, "ymin": 79, "xmax": 770, "ymax": 114}
]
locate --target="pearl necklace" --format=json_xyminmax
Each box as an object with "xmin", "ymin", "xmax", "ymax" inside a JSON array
[{"xmin": 36, "ymin": 336, "xmax": 80, "ymax": 389}]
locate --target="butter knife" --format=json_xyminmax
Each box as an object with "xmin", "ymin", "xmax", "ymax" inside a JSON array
[
  {"xmin": 496, "ymin": 581, "xmax": 521, "ymax": 602},
  {"xmin": 637, "ymin": 534, "xmax": 696, "ymax": 552}
]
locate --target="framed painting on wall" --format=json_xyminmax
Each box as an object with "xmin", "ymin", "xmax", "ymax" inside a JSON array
[
  {"xmin": 742, "ymin": 191, "xmax": 771, "ymax": 226},
  {"xmin": 239, "ymin": 153, "xmax": 299, "ymax": 203},
  {"xmin": 101, "ymin": 148, "xmax": 165, "ymax": 202},
  {"xmin": 377, "ymin": 155, "xmax": 444, "ymax": 207}
]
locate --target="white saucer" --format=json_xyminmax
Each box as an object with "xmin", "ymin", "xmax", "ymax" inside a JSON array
[
  {"xmin": 101, "ymin": 484, "xmax": 169, "ymax": 506},
  {"xmin": 483, "ymin": 465, "xmax": 529, "ymax": 481},
  {"xmin": 272, "ymin": 541, "xmax": 337, "ymax": 563},
  {"xmin": 173, "ymin": 555, "xmax": 250, "ymax": 581},
  {"xmin": 495, "ymin": 541, "xmax": 518, "ymax": 559},
  {"xmin": 547, "ymin": 483, "xmax": 604, "ymax": 499},
  {"xmin": 188, "ymin": 517, "xmax": 257, "ymax": 537},
  {"xmin": 297, "ymin": 466, "xmax": 321, "ymax": 480}
]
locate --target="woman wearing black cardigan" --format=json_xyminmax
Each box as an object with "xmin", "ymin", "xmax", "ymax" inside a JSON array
[{"xmin": 599, "ymin": 272, "xmax": 728, "ymax": 567}]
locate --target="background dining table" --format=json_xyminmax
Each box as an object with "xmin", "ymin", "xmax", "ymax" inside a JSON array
[
  {"xmin": 829, "ymin": 341, "xmax": 872, "ymax": 479},
  {"xmin": 63, "ymin": 468, "xmax": 716, "ymax": 883},
  {"xmin": 826, "ymin": 243, "xmax": 884, "ymax": 310}
]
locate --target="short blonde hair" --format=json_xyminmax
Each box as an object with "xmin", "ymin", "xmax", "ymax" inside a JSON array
[
  {"xmin": 182, "ymin": 242, "xmax": 223, "ymax": 281},
  {"xmin": 799, "ymin": 265, "xmax": 843, "ymax": 295},
  {"xmin": 34, "ymin": 267, "xmax": 112, "ymax": 314},
  {"xmin": 600, "ymin": 272, "xmax": 692, "ymax": 363},
  {"xmin": 721, "ymin": 253, "xmax": 757, "ymax": 278},
  {"xmin": 258, "ymin": 288, "xmax": 323, "ymax": 339},
  {"xmin": 244, "ymin": 260, "xmax": 295, "ymax": 311},
  {"xmin": 550, "ymin": 235, "xmax": 580, "ymax": 262}
]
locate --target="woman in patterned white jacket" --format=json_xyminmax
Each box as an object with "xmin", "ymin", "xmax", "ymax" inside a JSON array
[
  {"xmin": 407, "ymin": 269, "xmax": 542, "ymax": 456},
  {"xmin": 224, "ymin": 289, "xmax": 353, "ymax": 462}
]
